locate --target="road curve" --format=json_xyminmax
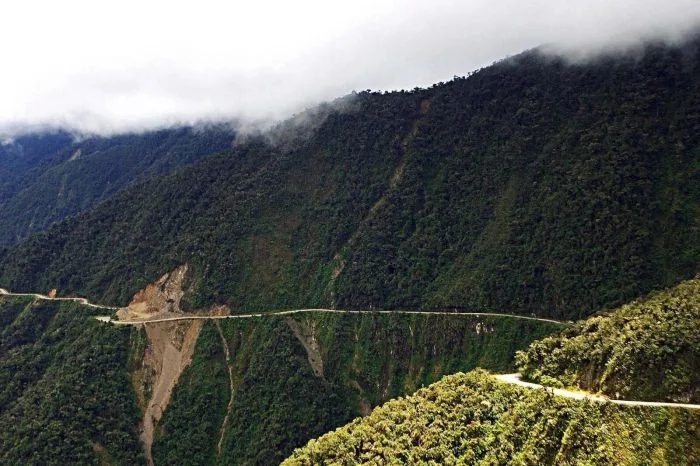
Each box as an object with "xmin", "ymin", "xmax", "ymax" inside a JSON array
[
  {"xmin": 96, "ymin": 308, "xmax": 567, "ymax": 326},
  {"xmin": 494, "ymin": 373, "xmax": 700, "ymax": 410}
]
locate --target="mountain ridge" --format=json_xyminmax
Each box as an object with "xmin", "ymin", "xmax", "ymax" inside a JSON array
[{"xmin": 2, "ymin": 38, "xmax": 698, "ymax": 320}]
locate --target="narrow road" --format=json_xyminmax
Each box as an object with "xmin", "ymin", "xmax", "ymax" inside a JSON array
[
  {"xmin": 0, "ymin": 287, "xmax": 117, "ymax": 310},
  {"xmin": 494, "ymin": 373, "xmax": 700, "ymax": 410},
  {"xmin": 97, "ymin": 309, "xmax": 567, "ymax": 326},
  {"xmin": 4, "ymin": 286, "xmax": 696, "ymax": 410},
  {"xmin": 1, "ymin": 287, "xmax": 566, "ymax": 325}
]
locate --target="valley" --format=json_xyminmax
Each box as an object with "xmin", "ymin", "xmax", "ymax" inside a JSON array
[{"xmin": 0, "ymin": 33, "xmax": 698, "ymax": 465}]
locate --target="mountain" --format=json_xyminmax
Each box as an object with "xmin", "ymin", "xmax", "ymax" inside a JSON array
[
  {"xmin": 1, "ymin": 262, "xmax": 696, "ymax": 465},
  {"xmin": 1, "ymin": 38, "xmax": 698, "ymax": 320},
  {"xmin": 283, "ymin": 370, "xmax": 699, "ymax": 465},
  {"xmin": 0, "ymin": 292, "xmax": 558, "ymax": 465},
  {"xmin": 0, "ymin": 295, "xmax": 143, "ymax": 464},
  {"xmin": 0, "ymin": 126, "xmax": 236, "ymax": 246},
  {"xmin": 0, "ymin": 35, "xmax": 699, "ymax": 465},
  {"xmin": 516, "ymin": 276, "xmax": 700, "ymax": 403},
  {"xmin": 284, "ymin": 278, "xmax": 700, "ymax": 464},
  {"xmin": 0, "ymin": 131, "xmax": 75, "ymax": 200}
]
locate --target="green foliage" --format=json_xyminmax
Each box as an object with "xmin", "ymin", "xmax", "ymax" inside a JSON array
[
  {"xmin": 152, "ymin": 322, "xmax": 230, "ymax": 465},
  {"xmin": 1, "ymin": 39, "xmax": 699, "ymax": 319},
  {"xmin": 0, "ymin": 126, "xmax": 235, "ymax": 246},
  {"xmin": 154, "ymin": 312, "xmax": 558, "ymax": 465},
  {"xmin": 283, "ymin": 370, "xmax": 700, "ymax": 465},
  {"xmin": 517, "ymin": 277, "xmax": 700, "ymax": 402},
  {"xmin": 0, "ymin": 296, "xmax": 142, "ymax": 465}
]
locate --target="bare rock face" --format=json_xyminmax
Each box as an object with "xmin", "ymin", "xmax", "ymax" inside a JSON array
[
  {"xmin": 121, "ymin": 264, "xmax": 231, "ymax": 465},
  {"xmin": 117, "ymin": 265, "xmax": 190, "ymax": 321},
  {"xmin": 137, "ymin": 319, "xmax": 203, "ymax": 466}
]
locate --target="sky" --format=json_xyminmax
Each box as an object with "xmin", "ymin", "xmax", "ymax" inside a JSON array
[{"xmin": 1, "ymin": 0, "xmax": 699, "ymax": 136}]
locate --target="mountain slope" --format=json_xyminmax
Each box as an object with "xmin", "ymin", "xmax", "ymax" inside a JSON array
[
  {"xmin": 285, "ymin": 269, "xmax": 700, "ymax": 465},
  {"xmin": 283, "ymin": 370, "xmax": 700, "ymax": 465},
  {"xmin": 0, "ymin": 289, "xmax": 558, "ymax": 464},
  {"xmin": 148, "ymin": 312, "xmax": 559, "ymax": 465},
  {"xmin": 1, "ymin": 38, "xmax": 699, "ymax": 319},
  {"xmin": 516, "ymin": 276, "xmax": 700, "ymax": 403},
  {"xmin": 0, "ymin": 295, "xmax": 143, "ymax": 464},
  {"xmin": 0, "ymin": 131, "xmax": 75, "ymax": 200},
  {"xmin": 0, "ymin": 126, "xmax": 235, "ymax": 246}
]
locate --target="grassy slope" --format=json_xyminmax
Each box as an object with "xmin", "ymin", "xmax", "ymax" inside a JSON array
[
  {"xmin": 283, "ymin": 370, "xmax": 699, "ymax": 465},
  {"xmin": 516, "ymin": 277, "xmax": 700, "ymax": 403},
  {"xmin": 0, "ymin": 296, "xmax": 143, "ymax": 465}
]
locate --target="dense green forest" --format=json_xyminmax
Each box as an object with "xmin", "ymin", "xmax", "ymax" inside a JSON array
[
  {"xmin": 283, "ymin": 370, "xmax": 700, "ymax": 465},
  {"xmin": 0, "ymin": 125, "xmax": 235, "ymax": 246},
  {"xmin": 0, "ymin": 294, "xmax": 556, "ymax": 465},
  {"xmin": 0, "ymin": 295, "xmax": 142, "ymax": 464},
  {"xmin": 1, "ymin": 38, "xmax": 698, "ymax": 319},
  {"xmin": 516, "ymin": 276, "xmax": 700, "ymax": 403},
  {"xmin": 152, "ymin": 312, "xmax": 559, "ymax": 465},
  {"xmin": 0, "ymin": 131, "xmax": 74, "ymax": 201}
]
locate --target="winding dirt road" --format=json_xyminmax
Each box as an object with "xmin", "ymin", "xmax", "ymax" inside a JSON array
[
  {"xmin": 3, "ymin": 287, "xmax": 698, "ymax": 411},
  {"xmin": 97, "ymin": 308, "xmax": 567, "ymax": 326},
  {"xmin": 0, "ymin": 287, "xmax": 566, "ymax": 325},
  {"xmin": 0, "ymin": 287, "xmax": 117, "ymax": 310},
  {"xmin": 494, "ymin": 373, "xmax": 700, "ymax": 410}
]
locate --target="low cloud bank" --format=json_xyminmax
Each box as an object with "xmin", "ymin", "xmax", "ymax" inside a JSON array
[{"xmin": 1, "ymin": 0, "xmax": 698, "ymax": 137}]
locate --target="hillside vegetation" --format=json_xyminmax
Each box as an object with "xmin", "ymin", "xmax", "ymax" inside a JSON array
[
  {"xmin": 0, "ymin": 296, "xmax": 142, "ymax": 464},
  {"xmin": 151, "ymin": 312, "xmax": 559, "ymax": 465},
  {"xmin": 1, "ymin": 39, "xmax": 698, "ymax": 319},
  {"xmin": 0, "ymin": 126, "xmax": 235, "ymax": 246},
  {"xmin": 283, "ymin": 370, "xmax": 700, "ymax": 465},
  {"xmin": 0, "ymin": 131, "xmax": 74, "ymax": 197},
  {"xmin": 516, "ymin": 277, "xmax": 700, "ymax": 403}
]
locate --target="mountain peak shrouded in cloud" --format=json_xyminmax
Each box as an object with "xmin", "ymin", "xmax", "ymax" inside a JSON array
[{"xmin": 1, "ymin": 0, "xmax": 699, "ymax": 137}]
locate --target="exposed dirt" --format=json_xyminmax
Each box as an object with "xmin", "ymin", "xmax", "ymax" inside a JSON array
[
  {"xmin": 91, "ymin": 441, "xmax": 110, "ymax": 466},
  {"xmin": 139, "ymin": 319, "xmax": 203, "ymax": 466},
  {"xmin": 286, "ymin": 317, "xmax": 324, "ymax": 377},
  {"xmin": 214, "ymin": 321, "xmax": 236, "ymax": 454},
  {"xmin": 117, "ymin": 265, "xmax": 190, "ymax": 322},
  {"xmin": 120, "ymin": 265, "xmax": 231, "ymax": 465}
]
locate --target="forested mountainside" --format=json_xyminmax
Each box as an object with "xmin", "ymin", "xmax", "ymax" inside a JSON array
[
  {"xmin": 151, "ymin": 313, "xmax": 557, "ymax": 465},
  {"xmin": 0, "ymin": 296, "xmax": 143, "ymax": 464},
  {"xmin": 1, "ymin": 38, "xmax": 699, "ymax": 320},
  {"xmin": 0, "ymin": 131, "xmax": 75, "ymax": 200},
  {"xmin": 0, "ymin": 293, "xmax": 557, "ymax": 465},
  {"xmin": 516, "ymin": 276, "xmax": 700, "ymax": 403},
  {"xmin": 0, "ymin": 126, "xmax": 235, "ymax": 246},
  {"xmin": 283, "ymin": 370, "xmax": 700, "ymax": 465},
  {"xmin": 285, "ymin": 278, "xmax": 700, "ymax": 465}
]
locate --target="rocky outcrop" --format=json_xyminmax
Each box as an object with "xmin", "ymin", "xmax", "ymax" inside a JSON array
[{"xmin": 117, "ymin": 265, "xmax": 190, "ymax": 321}]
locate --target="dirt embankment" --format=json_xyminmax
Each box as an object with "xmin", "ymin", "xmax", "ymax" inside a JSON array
[
  {"xmin": 138, "ymin": 319, "xmax": 203, "ymax": 466},
  {"xmin": 123, "ymin": 265, "xmax": 230, "ymax": 465},
  {"xmin": 117, "ymin": 265, "xmax": 190, "ymax": 322}
]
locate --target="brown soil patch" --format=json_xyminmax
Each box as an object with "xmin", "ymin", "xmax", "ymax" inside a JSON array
[
  {"xmin": 139, "ymin": 319, "xmax": 203, "ymax": 466},
  {"xmin": 117, "ymin": 265, "xmax": 190, "ymax": 322}
]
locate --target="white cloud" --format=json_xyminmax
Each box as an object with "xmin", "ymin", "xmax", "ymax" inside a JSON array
[{"xmin": 1, "ymin": 0, "xmax": 699, "ymax": 135}]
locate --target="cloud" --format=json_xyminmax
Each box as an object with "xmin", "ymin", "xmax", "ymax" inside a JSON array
[{"xmin": 1, "ymin": 0, "xmax": 698, "ymax": 136}]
